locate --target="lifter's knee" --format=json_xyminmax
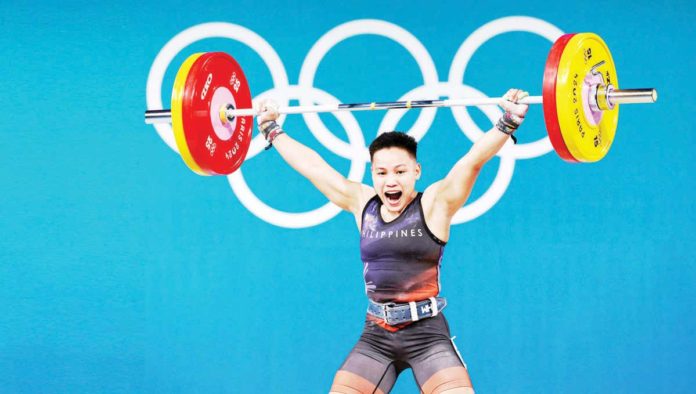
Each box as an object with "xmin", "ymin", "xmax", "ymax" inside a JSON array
[
  {"xmin": 421, "ymin": 366, "xmax": 473, "ymax": 394},
  {"xmin": 330, "ymin": 370, "xmax": 384, "ymax": 394}
]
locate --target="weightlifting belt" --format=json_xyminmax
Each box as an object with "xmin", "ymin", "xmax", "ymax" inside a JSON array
[{"xmin": 367, "ymin": 297, "xmax": 447, "ymax": 326}]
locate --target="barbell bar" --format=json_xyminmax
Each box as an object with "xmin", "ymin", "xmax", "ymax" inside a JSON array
[
  {"xmin": 144, "ymin": 89, "xmax": 655, "ymax": 124},
  {"xmin": 144, "ymin": 32, "xmax": 658, "ymax": 175}
]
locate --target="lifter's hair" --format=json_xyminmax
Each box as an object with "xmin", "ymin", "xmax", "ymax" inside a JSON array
[{"xmin": 368, "ymin": 131, "xmax": 417, "ymax": 161}]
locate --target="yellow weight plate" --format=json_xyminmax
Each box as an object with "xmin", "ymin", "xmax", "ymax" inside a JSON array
[
  {"xmin": 555, "ymin": 33, "xmax": 619, "ymax": 162},
  {"xmin": 171, "ymin": 52, "xmax": 208, "ymax": 175}
]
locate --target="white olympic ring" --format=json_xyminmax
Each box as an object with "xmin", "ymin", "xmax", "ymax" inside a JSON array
[
  {"xmin": 448, "ymin": 16, "xmax": 563, "ymax": 159},
  {"xmin": 145, "ymin": 17, "xmax": 565, "ymax": 228},
  {"xmin": 298, "ymin": 19, "xmax": 439, "ymax": 160}
]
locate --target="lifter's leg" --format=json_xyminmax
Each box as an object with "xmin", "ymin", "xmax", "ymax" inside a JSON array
[
  {"xmin": 330, "ymin": 370, "xmax": 387, "ymax": 394},
  {"xmin": 330, "ymin": 346, "xmax": 396, "ymax": 394}
]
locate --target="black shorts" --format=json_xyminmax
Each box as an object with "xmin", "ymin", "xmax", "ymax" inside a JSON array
[{"xmin": 339, "ymin": 313, "xmax": 467, "ymax": 392}]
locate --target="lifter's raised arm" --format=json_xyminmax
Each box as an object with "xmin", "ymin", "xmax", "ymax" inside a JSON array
[
  {"xmin": 424, "ymin": 89, "xmax": 530, "ymax": 219},
  {"xmin": 255, "ymin": 99, "xmax": 372, "ymax": 215}
]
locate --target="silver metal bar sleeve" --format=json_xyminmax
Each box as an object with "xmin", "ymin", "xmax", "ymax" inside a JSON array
[{"xmin": 608, "ymin": 88, "xmax": 658, "ymax": 105}]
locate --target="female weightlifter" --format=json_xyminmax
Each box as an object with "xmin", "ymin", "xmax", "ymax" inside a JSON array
[{"xmin": 255, "ymin": 89, "xmax": 529, "ymax": 394}]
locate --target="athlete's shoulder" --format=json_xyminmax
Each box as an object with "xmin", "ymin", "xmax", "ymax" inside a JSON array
[
  {"xmin": 358, "ymin": 185, "xmax": 378, "ymax": 212},
  {"xmin": 420, "ymin": 181, "xmax": 442, "ymax": 210},
  {"xmin": 354, "ymin": 185, "xmax": 377, "ymax": 230}
]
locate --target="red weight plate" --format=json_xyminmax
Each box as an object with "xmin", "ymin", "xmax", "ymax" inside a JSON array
[
  {"xmin": 180, "ymin": 52, "xmax": 253, "ymax": 175},
  {"xmin": 542, "ymin": 33, "xmax": 579, "ymax": 163}
]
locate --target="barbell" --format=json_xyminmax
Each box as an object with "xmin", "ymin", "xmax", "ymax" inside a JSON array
[{"xmin": 144, "ymin": 32, "xmax": 657, "ymax": 176}]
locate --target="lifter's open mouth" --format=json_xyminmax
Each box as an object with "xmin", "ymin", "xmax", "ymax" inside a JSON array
[{"xmin": 385, "ymin": 191, "xmax": 402, "ymax": 204}]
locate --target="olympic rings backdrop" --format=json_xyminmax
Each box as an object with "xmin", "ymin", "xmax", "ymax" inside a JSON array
[{"xmin": 1, "ymin": 1, "xmax": 694, "ymax": 393}]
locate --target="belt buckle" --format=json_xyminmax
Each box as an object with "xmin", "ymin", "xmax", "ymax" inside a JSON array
[{"xmin": 382, "ymin": 302, "xmax": 396, "ymax": 325}]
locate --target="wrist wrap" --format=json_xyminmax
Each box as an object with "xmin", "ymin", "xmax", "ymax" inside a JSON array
[
  {"xmin": 260, "ymin": 120, "xmax": 285, "ymax": 150},
  {"xmin": 496, "ymin": 112, "xmax": 519, "ymax": 144}
]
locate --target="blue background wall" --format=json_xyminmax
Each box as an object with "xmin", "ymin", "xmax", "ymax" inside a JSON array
[{"xmin": 1, "ymin": 1, "xmax": 694, "ymax": 392}]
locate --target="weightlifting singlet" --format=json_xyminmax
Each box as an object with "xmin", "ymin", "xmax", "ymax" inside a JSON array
[{"xmin": 360, "ymin": 192, "xmax": 446, "ymax": 331}]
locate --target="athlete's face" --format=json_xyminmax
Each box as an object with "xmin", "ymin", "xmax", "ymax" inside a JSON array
[{"xmin": 371, "ymin": 147, "xmax": 421, "ymax": 214}]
